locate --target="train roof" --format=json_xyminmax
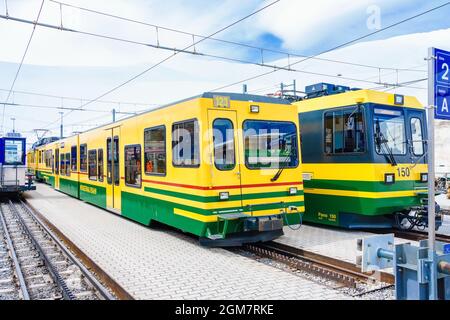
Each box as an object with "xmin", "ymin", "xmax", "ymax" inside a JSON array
[
  {"xmin": 294, "ymin": 89, "xmax": 424, "ymax": 113},
  {"xmin": 33, "ymin": 91, "xmax": 291, "ymax": 149}
]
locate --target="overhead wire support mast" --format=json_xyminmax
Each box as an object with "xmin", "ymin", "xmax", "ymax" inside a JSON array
[{"xmin": 1, "ymin": 0, "xmax": 45, "ymax": 134}]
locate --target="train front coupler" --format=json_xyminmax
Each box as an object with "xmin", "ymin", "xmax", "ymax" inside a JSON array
[{"xmin": 394, "ymin": 202, "xmax": 442, "ymax": 231}]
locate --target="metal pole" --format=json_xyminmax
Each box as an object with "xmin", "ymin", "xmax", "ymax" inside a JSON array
[
  {"xmin": 59, "ymin": 112, "xmax": 63, "ymax": 138},
  {"xmin": 280, "ymin": 82, "xmax": 284, "ymax": 96},
  {"xmin": 427, "ymin": 47, "xmax": 436, "ymax": 253},
  {"xmin": 243, "ymin": 84, "xmax": 247, "ymax": 94},
  {"xmin": 11, "ymin": 117, "xmax": 15, "ymax": 132},
  {"xmin": 293, "ymin": 80, "xmax": 296, "ymax": 95},
  {"xmin": 112, "ymin": 108, "xmax": 116, "ymax": 122}
]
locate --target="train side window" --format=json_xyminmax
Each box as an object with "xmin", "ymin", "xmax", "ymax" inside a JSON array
[
  {"xmin": 88, "ymin": 149, "xmax": 97, "ymax": 181},
  {"xmin": 213, "ymin": 119, "xmax": 235, "ymax": 171},
  {"xmin": 65, "ymin": 153, "xmax": 70, "ymax": 176},
  {"xmin": 71, "ymin": 146, "xmax": 77, "ymax": 172},
  {"xmin": 98, "ymin": 148, "xmax": 104, "ymax": 182},
  {"xmin": 324, "ymin": 107, "xmax": 365, "ymax": 154},
  {"xmin": 59, "ymin": 153, "xmax": 66, "ymax": 176},
  {"xmin": 144, "ymin": 126, "xmax": 166, "ymax": 175},
  {"xmin": 410, "ymin": 117, "xmax": 424, "ymax": 156},
  {"xmin": 107, "ymin": 138, "xmax": 112, "ymax": 184},
  {"xmin": 80, "ymin": 144, "xmax": 87, "ymax": 172},
  {"xmin": 124, "ymin": 145, "xmax": 141, "ymax": 188},
  {"xmin": 172, "ymin": 119, "xmax": 200, "ymax": 167},
  {"xmin": 114, "ymin": 137, "xmax": 119, "ymax": 186}
]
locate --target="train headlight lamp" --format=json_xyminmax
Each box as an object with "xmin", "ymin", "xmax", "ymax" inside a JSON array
[
  {"xmin": 219, "ymin": 192, "xmax": 229, "ymax": 200},
  {"xmin": 420, "ymin": 173, "xmax": 428, "ymax": 183},
  {"xmin": 289, "ymin": 187, "xmax": 297, "ymax": 195},
  {"xmin": 250, "ymin": 105, "xmax": 260, "ymax": 113},
  {"xmin": 384, "ymin": 173, "xmax": 395, "ymax": 184}
]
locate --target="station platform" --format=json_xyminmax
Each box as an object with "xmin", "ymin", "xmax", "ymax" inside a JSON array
[{"xmin": 24, "ymin": 184, "xmax": 350, "ymax": 300}]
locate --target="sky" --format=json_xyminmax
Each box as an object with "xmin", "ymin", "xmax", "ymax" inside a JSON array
[{"xmin": 0, "ymin": 0, "xmax": 449, "ymax": 162}]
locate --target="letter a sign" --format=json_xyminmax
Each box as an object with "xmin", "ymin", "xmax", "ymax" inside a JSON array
[{"xmin": 433, "ymin": 48, "xmax": 450, "ymax": 120}]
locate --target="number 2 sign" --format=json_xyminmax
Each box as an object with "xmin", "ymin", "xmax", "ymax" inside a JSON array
[{"xmin": 434, "ymin": 48, "xmax": 450, "ymax": 120}]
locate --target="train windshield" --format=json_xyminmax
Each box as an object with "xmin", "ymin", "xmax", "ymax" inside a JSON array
[
  {"xmin": 243, "ymin": 120, "xmax": 298, "ymax": 169},
  {"xmin": 4, "ymin": 139, "xmax": 24, "ymax": 165},
  {"xmin": 373, "ymin": 108, "xmax": 406, "ymax": 155}
]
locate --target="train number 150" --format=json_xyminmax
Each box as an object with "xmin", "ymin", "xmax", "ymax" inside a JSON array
[{"xmin": 397, "ymin": 167, "xmax": 410, "ymax": 177}]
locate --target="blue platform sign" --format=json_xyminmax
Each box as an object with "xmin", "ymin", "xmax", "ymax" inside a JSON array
[{"xmin": 434, "ymin": 48, "xmax": 450, "ymax": 120}]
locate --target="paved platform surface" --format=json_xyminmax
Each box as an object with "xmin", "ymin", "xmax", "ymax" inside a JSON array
[{"xmin": 24, "ymin": 184, "xmax": 350, "ymax": 300}]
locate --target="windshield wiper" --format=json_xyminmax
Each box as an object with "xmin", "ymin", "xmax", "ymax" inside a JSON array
[
  {"xmin": 271, "ymin": 148, "xmax": 294, "ymax": 182},
  {"xmin": 375, "ymin": 120, "xmax": 397, "ymax": 166}
]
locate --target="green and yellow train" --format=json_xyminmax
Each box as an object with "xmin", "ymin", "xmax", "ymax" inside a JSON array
[
  {"xmin": 293, "ymin": 83, "xmax": 442, "ymax": 230},
  {"xmin": 27, "ymin": 92, "xmax": 305, "ymax": 246}
]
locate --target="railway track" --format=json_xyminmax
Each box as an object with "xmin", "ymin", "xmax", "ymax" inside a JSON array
[
  {"xmin": 391, "ymin": 229, "xmax": 450, "ymax": 244},
  {"xmin": 0, "ymin": 198, "xmax": 115, "ymax": 300},
  {"xmin": 242, "ymin": 241, "xmax": 394, "ymax": 296}
]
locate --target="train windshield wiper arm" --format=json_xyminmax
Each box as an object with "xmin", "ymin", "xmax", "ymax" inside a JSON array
[
  {"xmin": 375, "ymin": 120, "xmax": 397, "ymax": 166},
  {"xmin": 271, "ymin": 149, "xmax": 294, "ymax": 182}
]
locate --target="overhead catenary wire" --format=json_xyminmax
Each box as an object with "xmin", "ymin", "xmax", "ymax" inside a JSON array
[
  {"xmin": 48, "ymin": 0, "xmax": 427, "ymax": 74},
  {"xmin": 0, "ymin": 14, "xmax": 427, "ymax": 92},
  {"xmin": 38, "ymin": 0, "xmax": 282, "ymax": 131},
  {"xmin": 210, "ymin": 1, "xmax": 450, "ymax": 92},
  {"xmin": 0, "ymin": 88, "xmax": 159, "ymax": 107},
  {"xmin": 1, "ymin": 0, "xmax": 45, "ymax": 133}
]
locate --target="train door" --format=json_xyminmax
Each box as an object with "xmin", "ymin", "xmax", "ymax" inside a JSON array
[
  {"xmin": 407, "ymin": 110, "xmax": 426, "ymax": 162},
  {"xmin": 106, "ymin": 127, "xmax": 121, "ymax": 213},
  {"xmin": 207, "ymin": 109, "xmax": 243, "ymax": 203},
  {"xmin": 55, "ymin": 148, "xmax": 60, "ymax": 189}
]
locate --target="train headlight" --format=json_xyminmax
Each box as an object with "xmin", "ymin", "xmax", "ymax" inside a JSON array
[
  {"xmin": 420, "ymin": 173, "xmax": 428, "ymax": 183},
  {"xmin": 289, "ymin": 187, "xmax": 297, "ymax": 195},
  {"xmin": 250, "ymin": 105, "xmax": 260, "ymax": 113},
  {"xmin": 219, "ymin": 192, "xmax": 229, "ymax": 200},
  {"xmin": 384, "ymin": 173, "xmax": 395, "ymax": 184}
]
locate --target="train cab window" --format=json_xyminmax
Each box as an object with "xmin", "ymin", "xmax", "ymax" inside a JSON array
[
  {"xmin": 213, "ymin": 119, "xmax": 235, "ymax": 170},
  {"xmin": 243, "ymin": 120, "xmax": 298, "ymax": 169},
  {"xmin": 144, "ymin": 126, "xmax": 166, "ymax": 175},
  {"xmin": 374, "ymin": 108, "xmax": 406, "ymax": 155},
  {"xmin": 410, "ymin": 117, "xmax": 424, "ymax": 156},
  {"xmin": 98, "ymin": 149, "xmax": 104, "ymax": 182},
  {"xmin": 172, "ymin": 119, "xmax": 200, "ymax": 167},
  {"xmin": 125, "ymin": 145, "xmax": 141, "ymax": 188},
  {"xmin": 324, "ymin": 106, "xmax": 365, "ymax": 154},
  {"xmin": 65, "ymin": 153, "xmax": 70, "ymax": 176},
  {"xmin": 80, "ymin": 144, "xmax": 87, "ymax": 172},
  {"xmin": 71, "ymin": 146, "xmax": 77, "ymax": 172},
  {"xmin": 88, "ymin": 150, "xmax": 97, "ymax": 181}
]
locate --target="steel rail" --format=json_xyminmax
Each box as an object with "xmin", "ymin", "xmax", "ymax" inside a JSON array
[
  {"xmin": 245, "ymin": 241, "xmax": 394, "ymax": 286},
  {"xmin": 6, "ymin": 199, "xmax": 76, "ymax": 300},
  {"xmin": 0, "ymin": 203, "xmax": 30, "ymax": 300},
  {"xmin": 17, "ymin": 199, "xmax": 115, "ymax": 300},
  {"xmin": 392, "ymin": 229, "xmax": 450, "ymax": 244}
]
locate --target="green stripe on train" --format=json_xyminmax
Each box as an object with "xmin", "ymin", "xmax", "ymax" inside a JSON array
[
  {"xmin": 59, "ymin": 177, "xmax": 79, "ymax": 198},
  {"xmin": 144, "ymin": 186, "xmax": 304, "ymax": 203},
  {"xmin": 79, "ymin": 182, "xmax": 107, "ymax": 209},
  {"xmin": 303, "ymin": 192, "xmax": 422, "ymax": 226},
  {"xmin": 121, "ymin": 191, "xmax": 303, "ymax": 237},
  {"xmin": 304, "ymin": 179, "xmax": 426, "ymax": 192}
]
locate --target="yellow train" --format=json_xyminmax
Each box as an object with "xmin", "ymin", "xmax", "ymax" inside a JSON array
[
  {"xmin": 27, "ymin": 92, "xmax": 305, "ymax": 246},
  {"xmin": 294, "ymin": 83, "xmax": 441, "ymax": 230}
]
